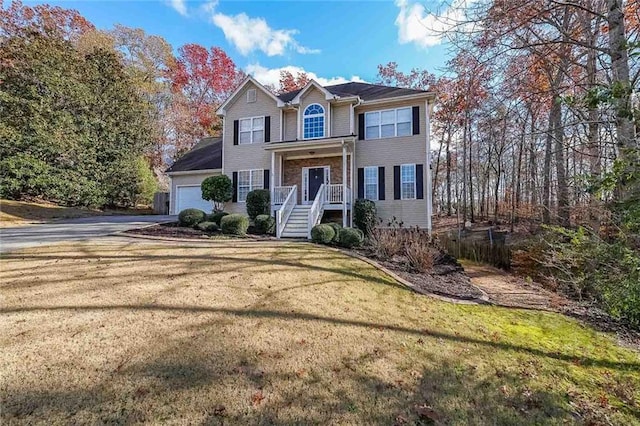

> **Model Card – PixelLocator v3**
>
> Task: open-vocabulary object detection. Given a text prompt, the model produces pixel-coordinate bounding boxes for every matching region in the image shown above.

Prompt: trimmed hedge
[246,189,270,219]
[208,211,229,226]
[328,222,342,243]
[311,224,335,244]
[354,199,377,236]
[255,214,275,235]
[196,221,219,232]
[338,227,364,248]
[178,208,206,227]
[221,213,249,235]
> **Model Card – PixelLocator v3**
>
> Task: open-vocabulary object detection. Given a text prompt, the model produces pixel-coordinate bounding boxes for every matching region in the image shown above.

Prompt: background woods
[0,0,244,206]
[375,0,638,326]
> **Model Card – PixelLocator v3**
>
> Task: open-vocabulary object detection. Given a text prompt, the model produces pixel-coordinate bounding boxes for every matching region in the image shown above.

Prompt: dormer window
[247,89,257,103]
[303,103,325,139]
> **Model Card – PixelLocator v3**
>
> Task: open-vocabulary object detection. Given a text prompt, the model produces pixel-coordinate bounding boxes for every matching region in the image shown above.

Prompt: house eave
[166,168,222,176]
[263,136,355,152]
[216,75,284,116]
[359,92,436,106]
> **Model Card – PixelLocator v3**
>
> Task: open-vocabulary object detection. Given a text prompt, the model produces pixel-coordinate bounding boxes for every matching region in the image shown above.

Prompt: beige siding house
[169,76,436,238]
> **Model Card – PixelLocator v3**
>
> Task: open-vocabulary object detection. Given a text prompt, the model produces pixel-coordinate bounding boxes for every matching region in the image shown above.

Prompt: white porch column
[271,151,275,214]
[350,145,354,227]
[342,142,347,227]
[425,100,433,235]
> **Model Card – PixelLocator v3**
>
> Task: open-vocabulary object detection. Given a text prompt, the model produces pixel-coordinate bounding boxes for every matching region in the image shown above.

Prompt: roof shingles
[166,137,222,173]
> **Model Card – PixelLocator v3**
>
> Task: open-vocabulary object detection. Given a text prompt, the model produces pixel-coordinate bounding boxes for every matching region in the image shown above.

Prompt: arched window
[303,103,325,139]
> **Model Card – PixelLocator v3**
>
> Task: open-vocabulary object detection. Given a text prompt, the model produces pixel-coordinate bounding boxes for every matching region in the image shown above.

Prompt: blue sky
[24,0,455,86]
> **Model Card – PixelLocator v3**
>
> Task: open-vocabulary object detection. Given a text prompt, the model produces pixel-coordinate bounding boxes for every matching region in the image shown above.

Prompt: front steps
[281,205,311,238]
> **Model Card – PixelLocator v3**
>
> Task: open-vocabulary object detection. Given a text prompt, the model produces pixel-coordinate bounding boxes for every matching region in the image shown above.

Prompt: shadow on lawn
[2,303,638,372]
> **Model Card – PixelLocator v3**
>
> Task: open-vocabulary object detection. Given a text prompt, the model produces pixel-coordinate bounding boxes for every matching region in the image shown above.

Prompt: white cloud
[168,0,188,16]
[395,0,468,48]
[211,12,319,56]
[245,64,366,88]
[201,0,218,14]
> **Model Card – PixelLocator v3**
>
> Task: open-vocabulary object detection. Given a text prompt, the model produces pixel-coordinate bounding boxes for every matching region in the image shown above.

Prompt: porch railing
[273,185,295,205]
[308,184,326,239]
[325,184,353,204]
[276,185,297,238]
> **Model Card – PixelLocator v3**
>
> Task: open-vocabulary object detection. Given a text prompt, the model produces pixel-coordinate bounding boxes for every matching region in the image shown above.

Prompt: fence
[438,229,512,270]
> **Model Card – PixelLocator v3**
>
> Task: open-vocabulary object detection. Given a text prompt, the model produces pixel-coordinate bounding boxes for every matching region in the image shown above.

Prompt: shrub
[537,226,640,327]
[354,199,377,236]
[255,214,275,235]
[338,227,364,248]
[220,213,249,235]
[405,240,437,272]
[246,189,270,219]
[201,175,233,212]
[196,221,219,232]
[328,222,342,243]
[369,227,404,259]
[311,224,335,244]
[208,211,229,226]
[178,208,206,227]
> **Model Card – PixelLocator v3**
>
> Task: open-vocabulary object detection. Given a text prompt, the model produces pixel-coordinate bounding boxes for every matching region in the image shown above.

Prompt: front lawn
[1,240,638,424]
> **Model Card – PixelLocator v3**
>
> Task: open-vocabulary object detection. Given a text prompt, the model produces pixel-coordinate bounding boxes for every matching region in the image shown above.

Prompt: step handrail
[307,184,326,239]
[276,185,297,238]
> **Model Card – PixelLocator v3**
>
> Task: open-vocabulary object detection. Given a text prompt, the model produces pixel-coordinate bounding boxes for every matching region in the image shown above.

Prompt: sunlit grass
[1,240,638,424]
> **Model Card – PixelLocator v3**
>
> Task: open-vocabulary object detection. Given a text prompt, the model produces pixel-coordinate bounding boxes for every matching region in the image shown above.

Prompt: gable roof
[216,75,284,116]
[278,81,431,103]
[166,137,222,173]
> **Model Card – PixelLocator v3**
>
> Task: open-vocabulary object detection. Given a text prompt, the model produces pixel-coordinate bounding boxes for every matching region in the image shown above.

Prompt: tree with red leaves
[0,0,94,40]
[376,61,436,90]
[277,70,311,94]
[168,44,244,145]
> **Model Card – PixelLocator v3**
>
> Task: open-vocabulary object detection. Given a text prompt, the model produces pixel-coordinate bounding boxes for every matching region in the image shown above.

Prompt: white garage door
[176,186,212,213]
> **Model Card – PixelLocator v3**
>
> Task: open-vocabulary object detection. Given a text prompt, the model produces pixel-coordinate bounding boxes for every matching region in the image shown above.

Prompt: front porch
[265,137,355,238]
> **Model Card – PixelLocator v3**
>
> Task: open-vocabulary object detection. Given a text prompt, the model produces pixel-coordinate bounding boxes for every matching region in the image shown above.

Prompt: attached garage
[166,137,223,215]
[175,185,212,213]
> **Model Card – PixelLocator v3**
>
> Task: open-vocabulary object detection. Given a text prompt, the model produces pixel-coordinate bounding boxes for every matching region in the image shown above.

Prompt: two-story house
[167,75,435,238]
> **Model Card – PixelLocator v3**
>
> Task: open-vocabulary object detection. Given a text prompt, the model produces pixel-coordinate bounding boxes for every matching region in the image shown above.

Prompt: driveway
[0,215,175,253]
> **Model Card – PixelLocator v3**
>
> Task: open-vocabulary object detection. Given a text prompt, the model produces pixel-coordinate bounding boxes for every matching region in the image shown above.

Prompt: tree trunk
[446,130,452,216]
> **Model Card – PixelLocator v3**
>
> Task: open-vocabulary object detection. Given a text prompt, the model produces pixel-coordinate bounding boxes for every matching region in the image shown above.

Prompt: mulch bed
[124,222,275,240]
[356,249,486,301]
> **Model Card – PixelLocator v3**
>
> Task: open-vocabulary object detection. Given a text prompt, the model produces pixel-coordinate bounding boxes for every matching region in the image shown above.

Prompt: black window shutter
[263,169,270,190]
[416,164,424,200]
[358,113,365,140]
[412,106,420,135]
[232,172,238,202]
[233,120,239,145]
[393,166,401,200]
[264,116,271,142]
[378,166,385,200]
[357,168,364,199]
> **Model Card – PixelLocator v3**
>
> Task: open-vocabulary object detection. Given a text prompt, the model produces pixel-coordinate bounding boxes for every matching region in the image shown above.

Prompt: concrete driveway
[0,215,176,253]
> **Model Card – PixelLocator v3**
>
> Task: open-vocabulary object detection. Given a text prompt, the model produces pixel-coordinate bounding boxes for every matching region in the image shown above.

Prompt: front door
[308,167,325,201]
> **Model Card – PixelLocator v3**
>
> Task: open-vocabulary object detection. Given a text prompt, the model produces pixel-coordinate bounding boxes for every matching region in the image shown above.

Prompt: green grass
[1,241,638,424]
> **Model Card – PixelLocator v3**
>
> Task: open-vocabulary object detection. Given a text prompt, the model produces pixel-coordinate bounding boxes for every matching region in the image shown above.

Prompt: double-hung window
[400,164,416,200]
[365,107,412,140]
[239,117,264,144]
[237,169,263,202]
[364,166,378,201]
